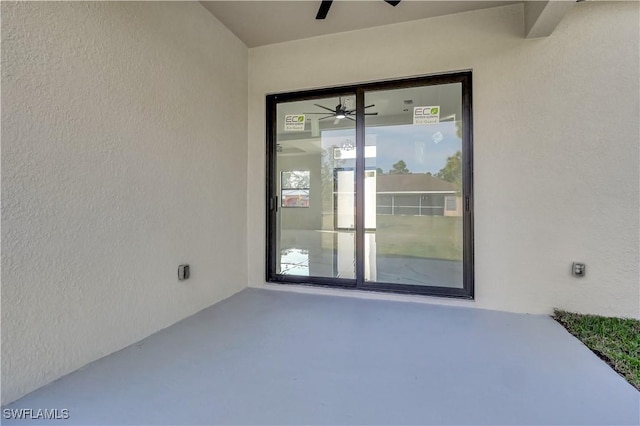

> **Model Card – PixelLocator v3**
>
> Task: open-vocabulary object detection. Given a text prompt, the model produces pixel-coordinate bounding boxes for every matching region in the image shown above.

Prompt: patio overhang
[525,0,576,38]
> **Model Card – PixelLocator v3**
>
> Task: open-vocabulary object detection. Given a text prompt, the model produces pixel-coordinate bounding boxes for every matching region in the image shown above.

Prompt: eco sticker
[413,106,440,125]
[284,115,306,131]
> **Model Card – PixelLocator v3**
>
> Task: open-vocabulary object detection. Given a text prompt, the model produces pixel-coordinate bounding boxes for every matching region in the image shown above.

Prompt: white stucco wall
[248,3,640,318]
[1,2,248,404]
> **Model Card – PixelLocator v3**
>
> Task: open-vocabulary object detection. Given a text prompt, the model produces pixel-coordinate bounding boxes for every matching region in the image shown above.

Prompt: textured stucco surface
[247,2,640,318]
[1,1,248,405]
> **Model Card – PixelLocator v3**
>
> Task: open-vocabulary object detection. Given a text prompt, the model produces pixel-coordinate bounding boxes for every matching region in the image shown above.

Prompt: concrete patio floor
[3,288,639,425]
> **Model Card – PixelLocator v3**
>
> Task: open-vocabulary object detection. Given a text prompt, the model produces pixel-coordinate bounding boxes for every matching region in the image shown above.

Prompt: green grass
[553,310,640,390]
[320,214,463,261]
[375,215,463,261]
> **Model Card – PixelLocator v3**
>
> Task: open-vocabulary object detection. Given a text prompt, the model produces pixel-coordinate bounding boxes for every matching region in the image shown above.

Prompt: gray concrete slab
[3,288,639,425]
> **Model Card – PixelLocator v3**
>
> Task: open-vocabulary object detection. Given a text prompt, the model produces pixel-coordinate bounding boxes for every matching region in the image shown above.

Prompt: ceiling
[201,1,521,47]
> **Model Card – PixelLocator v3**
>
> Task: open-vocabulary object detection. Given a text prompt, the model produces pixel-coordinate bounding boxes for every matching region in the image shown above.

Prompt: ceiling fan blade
[304,112,334,114]
[313,103,336,113]
[384,0,401,6]
[345,116,356,121]
[364,112,379,116]
[345,104,374,114]
[316,0,333,19]
[318,115,335,121]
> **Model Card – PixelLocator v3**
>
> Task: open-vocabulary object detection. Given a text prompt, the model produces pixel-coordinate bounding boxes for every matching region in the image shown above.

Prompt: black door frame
[266,71,474,299]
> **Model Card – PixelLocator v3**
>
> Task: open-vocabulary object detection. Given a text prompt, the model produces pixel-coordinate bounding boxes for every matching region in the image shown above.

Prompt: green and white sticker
[413,106,440,125]
[284,114,306,131]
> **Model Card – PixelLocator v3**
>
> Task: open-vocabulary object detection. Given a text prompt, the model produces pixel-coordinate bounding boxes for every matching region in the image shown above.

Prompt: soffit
[201,1,522,47]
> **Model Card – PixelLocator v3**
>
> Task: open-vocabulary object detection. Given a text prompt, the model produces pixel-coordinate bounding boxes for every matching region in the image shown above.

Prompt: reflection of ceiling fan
[304,97,378,124]
[316,0,401,20]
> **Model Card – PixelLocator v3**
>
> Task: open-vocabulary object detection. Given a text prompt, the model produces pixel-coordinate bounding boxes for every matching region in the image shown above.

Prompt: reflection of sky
[280,249,309,276]
[323,122,461,174]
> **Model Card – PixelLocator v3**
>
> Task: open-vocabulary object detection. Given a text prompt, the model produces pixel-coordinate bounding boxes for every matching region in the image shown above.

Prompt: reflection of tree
[389,160,410,174]
[280,248,309,256]
[376,167,384,175]
[436,150,462,193]
[282,171,310,189]
[455,120,462,139]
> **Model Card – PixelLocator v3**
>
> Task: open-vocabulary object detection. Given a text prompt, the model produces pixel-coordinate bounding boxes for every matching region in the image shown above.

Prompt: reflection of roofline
[375,173,457,192]
[377,191,456,194]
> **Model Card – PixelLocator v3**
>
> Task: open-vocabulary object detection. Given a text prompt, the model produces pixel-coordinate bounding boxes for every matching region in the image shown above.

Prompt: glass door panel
[274,95,356,279]
[267,73,473,297]
[364,83,465,288]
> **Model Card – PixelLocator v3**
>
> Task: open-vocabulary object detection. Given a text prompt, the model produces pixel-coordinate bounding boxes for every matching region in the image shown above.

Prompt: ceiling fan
[316,0,401,20]
[304,97,378,124]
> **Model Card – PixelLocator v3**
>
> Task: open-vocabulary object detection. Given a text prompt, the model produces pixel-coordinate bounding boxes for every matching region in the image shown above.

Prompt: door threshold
[261,282,476,309]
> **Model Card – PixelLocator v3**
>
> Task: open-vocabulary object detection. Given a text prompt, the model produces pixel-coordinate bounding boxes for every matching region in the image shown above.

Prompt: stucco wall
[248,2,639,318]
[1,2,248,404]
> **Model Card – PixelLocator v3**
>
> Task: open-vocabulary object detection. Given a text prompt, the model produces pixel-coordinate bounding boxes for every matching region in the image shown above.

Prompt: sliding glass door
[269,93,358,283]
[267,72,473,298]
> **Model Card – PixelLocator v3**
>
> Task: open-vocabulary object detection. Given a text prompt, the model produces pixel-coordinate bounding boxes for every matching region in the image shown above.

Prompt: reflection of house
[376,174,462,217]
[282,189,310,207]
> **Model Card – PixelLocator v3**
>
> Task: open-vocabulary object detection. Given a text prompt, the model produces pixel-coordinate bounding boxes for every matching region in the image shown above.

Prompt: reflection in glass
[275,96,356,278]
[281,171,310,207]
[272,84,466,289]
[364,83,464,288]
[281,190,310,208]
[280,248,309,276]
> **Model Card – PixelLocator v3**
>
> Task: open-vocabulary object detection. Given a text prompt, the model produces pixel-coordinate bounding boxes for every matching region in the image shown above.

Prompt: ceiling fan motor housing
[303,98,376,121]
